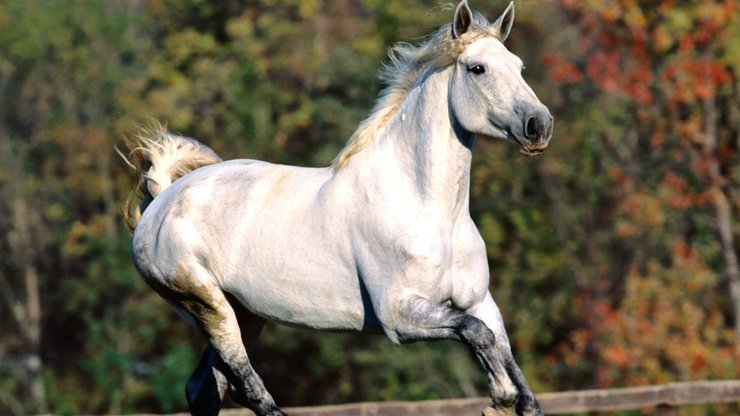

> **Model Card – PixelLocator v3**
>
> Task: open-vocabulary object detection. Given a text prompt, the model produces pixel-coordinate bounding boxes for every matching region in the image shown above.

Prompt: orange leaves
[650,26,672,53]
[590,257,734,387]
[595,2,622,25]
[661,172,693,210]
[606,165,628,186]
[539,0,739,393]
[541,52,582,85]
[614,188,665,238]
[549,0,735,107]
[603,345,629,367]
[585,50,620,93]
[621,66,654,105]
[698,1,738,29]
[661,58,733,104]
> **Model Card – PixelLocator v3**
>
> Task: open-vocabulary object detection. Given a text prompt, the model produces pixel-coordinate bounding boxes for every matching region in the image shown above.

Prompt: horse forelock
[331,12,498,170]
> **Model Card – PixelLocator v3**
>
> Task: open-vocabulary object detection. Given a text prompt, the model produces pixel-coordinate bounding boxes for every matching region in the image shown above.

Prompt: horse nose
[524,107,553,143]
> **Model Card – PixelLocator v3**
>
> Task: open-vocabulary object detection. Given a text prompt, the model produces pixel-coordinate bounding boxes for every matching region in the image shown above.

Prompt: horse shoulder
[350,211,453,314]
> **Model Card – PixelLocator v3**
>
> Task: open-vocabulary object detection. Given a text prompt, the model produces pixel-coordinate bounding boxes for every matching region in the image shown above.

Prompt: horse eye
[468,65,485,75]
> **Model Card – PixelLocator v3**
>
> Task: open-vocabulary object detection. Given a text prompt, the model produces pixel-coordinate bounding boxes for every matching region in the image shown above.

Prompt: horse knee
[456,316,520,407]
[457,315,496,349]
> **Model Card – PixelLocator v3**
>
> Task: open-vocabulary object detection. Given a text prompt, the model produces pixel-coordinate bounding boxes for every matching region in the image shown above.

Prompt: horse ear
[452,0,473,39]
[492,1,515,42]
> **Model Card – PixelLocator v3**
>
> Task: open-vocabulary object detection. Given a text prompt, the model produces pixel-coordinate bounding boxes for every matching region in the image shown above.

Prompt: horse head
[449,1,553,156]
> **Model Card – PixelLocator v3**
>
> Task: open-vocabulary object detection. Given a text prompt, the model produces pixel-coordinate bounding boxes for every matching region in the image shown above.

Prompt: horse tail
[121,122,222,230]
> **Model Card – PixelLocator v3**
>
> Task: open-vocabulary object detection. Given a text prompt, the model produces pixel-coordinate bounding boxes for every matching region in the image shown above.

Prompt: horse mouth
[499,126,549,156]
[511,133,548,156]
[519,142,548,156]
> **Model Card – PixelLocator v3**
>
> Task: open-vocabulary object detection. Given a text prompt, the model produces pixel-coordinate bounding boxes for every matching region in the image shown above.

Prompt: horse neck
[364,67,475,218]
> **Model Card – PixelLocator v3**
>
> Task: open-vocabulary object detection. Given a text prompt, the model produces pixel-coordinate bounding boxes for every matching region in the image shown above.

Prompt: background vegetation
[0,0,737,414]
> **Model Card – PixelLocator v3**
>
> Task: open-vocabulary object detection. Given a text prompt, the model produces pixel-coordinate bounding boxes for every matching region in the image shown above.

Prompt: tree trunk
[0,133,48,414]
[714,188,740,350]
[702,96,740,352]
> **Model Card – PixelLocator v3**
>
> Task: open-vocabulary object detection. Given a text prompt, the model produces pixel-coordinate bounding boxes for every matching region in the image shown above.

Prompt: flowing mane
[331,12,500,169]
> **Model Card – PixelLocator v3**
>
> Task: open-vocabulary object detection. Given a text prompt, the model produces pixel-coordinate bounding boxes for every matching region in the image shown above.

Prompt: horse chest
[354,209,487,306]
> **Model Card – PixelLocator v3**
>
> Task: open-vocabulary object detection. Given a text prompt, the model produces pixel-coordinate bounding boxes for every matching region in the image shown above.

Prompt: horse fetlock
[459,316,496,349]
[231,388,283,416]
[488,370,518,408]
[253,402,287,416]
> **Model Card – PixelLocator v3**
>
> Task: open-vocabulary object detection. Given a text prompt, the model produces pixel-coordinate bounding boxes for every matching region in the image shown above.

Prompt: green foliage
[253,325,483,405]
[0,0,737,415]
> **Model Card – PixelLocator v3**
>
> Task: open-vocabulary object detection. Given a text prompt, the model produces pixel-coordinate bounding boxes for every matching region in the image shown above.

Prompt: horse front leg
[466,293,543,416]
[392,295,542,416]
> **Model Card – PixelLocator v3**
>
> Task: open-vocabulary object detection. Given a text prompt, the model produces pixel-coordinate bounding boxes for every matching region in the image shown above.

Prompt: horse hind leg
[186,296,269,416]
[186,343,227,416]
[154,267,284,416]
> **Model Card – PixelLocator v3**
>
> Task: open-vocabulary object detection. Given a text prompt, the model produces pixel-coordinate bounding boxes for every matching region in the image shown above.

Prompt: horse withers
[125,1,553,415]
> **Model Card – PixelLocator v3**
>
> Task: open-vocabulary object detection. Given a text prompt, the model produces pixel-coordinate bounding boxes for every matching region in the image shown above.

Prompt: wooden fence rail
[534,379,740,414]
[116,379,740,416]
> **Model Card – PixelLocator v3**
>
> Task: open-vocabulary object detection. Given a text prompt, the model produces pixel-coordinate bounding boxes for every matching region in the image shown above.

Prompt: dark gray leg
[186,344,228,416]
[468,294,543,416]
[507,360,542,416]
[393,295,542,415]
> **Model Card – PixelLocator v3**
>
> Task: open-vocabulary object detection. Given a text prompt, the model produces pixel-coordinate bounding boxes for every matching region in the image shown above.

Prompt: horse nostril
[525,116,538,139]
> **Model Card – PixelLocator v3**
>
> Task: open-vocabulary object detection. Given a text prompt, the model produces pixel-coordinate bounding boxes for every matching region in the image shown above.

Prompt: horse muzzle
[518,107,553,156]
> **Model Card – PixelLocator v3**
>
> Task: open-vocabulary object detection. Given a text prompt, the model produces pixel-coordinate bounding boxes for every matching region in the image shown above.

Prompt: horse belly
[223,261,371,332]
[220,214,371,331]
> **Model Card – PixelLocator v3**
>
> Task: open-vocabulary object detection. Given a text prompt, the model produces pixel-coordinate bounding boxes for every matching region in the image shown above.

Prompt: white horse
[125,1,552,415]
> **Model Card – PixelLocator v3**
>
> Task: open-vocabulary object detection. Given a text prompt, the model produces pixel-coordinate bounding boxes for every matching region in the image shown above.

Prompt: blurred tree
[0,128,47,413]
[0,0,489,413]
[0,0,737,414]
[540,0,739,391]
[0,0,198,413]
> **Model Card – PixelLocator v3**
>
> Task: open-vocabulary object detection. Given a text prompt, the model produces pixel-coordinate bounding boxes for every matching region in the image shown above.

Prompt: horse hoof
[482,405,517,416]
[515,394,544,416]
